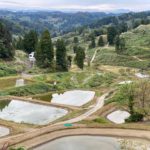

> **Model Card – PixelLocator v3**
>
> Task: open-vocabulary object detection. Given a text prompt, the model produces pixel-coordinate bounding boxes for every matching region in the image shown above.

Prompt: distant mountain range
[0,10,115,36]
[0,9,149,37]
[0,8,131,14]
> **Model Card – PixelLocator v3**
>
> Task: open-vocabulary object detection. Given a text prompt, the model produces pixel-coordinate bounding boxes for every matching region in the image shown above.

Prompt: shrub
[0,83,56,96]
[87,73,116,88]
[10,147,25,150]
[125,113,144,123]
[0,64,17,77]
[93,117,109,124]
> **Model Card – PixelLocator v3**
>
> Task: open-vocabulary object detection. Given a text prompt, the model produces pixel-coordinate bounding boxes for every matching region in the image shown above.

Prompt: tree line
[0,25,85,71]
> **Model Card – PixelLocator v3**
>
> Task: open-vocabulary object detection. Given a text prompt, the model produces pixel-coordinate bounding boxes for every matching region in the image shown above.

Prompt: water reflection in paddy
[34,136,120,150]
[0,100,68,125]
[0,126,9,137]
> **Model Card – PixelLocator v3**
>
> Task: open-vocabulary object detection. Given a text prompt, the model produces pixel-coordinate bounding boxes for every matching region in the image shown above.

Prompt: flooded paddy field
[0,99,68,125]
[0,126,9,137]
[52,90,95,106]
[107,110,130,124]
[33,136,150,150]
[33,136,120,150]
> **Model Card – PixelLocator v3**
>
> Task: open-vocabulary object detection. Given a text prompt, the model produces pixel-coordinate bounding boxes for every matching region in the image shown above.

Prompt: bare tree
[135,79,150,115]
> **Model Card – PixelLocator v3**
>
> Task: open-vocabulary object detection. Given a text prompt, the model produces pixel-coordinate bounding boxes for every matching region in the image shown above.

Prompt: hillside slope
[121,24,150,57]
[92,25,150,69]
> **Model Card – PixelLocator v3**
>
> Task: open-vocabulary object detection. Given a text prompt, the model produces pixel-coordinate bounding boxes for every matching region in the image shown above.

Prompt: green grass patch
[0,83,56,97]
[0,63,17,77]
[32,92,53,102]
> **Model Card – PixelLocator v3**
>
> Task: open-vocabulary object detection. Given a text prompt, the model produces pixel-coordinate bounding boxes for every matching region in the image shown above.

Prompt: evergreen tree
[74,37,79,43]
[89,36,96,48]
[75,46,85,70]
[36,30,54,69]
[98,36,104,47]
[0,22,14,59]
[56,39,68,71]
[67,55,72,68]
[23,30,38,53]
[16,36,24,50]
[115,35,126,54]
[107,26,118,45]
[119,22,128,33]
[73,45,78,53]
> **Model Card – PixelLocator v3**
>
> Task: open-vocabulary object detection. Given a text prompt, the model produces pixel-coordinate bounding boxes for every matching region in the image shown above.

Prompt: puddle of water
[118,81,132,85]
[107,110,130,124]
[33,136,120,150]
[0,100,68,125]
[15,79,25,87]
[0,126,9,137]
[52,90,95,106]
[135,73,149,78]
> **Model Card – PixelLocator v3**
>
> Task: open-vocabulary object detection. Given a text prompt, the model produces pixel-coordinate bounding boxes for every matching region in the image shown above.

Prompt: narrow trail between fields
[16,128,150,149]
[0,92,110,148]
[0,90,150,149]
[56,92,110,124]
[133,56,144,62]
[90,49,98,63]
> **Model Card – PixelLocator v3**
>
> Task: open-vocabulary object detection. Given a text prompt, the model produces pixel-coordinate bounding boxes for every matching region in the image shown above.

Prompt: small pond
[0,100,68,125]
[15,79,25,87]
[0,126,9,137]
[52,90,95,106]
[107,110,130,124]
[33,136,120,150]
[135,73,149,78]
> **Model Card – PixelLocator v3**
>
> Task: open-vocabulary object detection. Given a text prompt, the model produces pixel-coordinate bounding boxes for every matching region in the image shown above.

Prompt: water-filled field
[107,110,130,124]
[0,100,68,125]
[52,90,95,106]
[33,136,120,150]
[0,126,9,137]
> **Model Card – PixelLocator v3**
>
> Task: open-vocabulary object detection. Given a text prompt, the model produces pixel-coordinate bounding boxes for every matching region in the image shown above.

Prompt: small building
[29,52,36,67]
[29,52,36,62]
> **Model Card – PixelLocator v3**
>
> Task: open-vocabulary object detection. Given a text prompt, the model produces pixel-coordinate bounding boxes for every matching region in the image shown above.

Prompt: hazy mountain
[0,10,116,36]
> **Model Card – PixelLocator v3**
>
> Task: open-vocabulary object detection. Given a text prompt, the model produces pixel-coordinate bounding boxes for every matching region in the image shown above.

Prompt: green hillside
[121,24,150,57]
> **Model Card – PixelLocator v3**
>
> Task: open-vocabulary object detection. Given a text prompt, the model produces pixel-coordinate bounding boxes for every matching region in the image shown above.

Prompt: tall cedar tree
[0,22,14,59]
[56,39,68,71]
[23,30,38,53]
[89,36,96,48]
[115,35,126,54]
[107,26,118,45]
[75,46,85,70]
[36,30,54,68]
[98,36,104,47]
[74,37,79,43]
[73,45,78,53]
[16,36,24,50]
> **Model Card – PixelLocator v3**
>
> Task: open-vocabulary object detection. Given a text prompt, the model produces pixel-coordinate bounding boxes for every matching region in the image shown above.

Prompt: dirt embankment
[13,127,150,149]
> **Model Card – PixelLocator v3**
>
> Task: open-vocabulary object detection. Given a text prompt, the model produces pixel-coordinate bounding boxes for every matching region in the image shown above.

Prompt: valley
[0,8,150,150]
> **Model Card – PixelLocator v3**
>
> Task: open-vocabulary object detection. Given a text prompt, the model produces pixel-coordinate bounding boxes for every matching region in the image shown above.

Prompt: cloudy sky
[0,0,150,11]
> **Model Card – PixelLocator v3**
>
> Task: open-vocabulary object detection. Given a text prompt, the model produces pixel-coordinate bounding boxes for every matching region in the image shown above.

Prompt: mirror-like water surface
[33,136,120,150]
[0,100,68,125]
[0,126,9,137]
[52,90,95,106]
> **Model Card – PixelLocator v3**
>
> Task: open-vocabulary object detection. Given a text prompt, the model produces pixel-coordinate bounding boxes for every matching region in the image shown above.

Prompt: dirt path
[90,49,98,63]
[56,92,110,124]
[133,56,143,62]
[0,92,150,149]
[15,128,150,149]
[0,92,110,148]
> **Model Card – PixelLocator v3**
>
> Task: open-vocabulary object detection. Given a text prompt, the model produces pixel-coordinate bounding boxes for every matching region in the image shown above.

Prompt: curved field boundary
[7,96,81,111]
[14,128,150,149]
[0,92,109,149]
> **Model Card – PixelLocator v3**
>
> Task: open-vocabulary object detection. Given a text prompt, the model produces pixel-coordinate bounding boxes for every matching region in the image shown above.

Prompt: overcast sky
[0,0,150,11]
